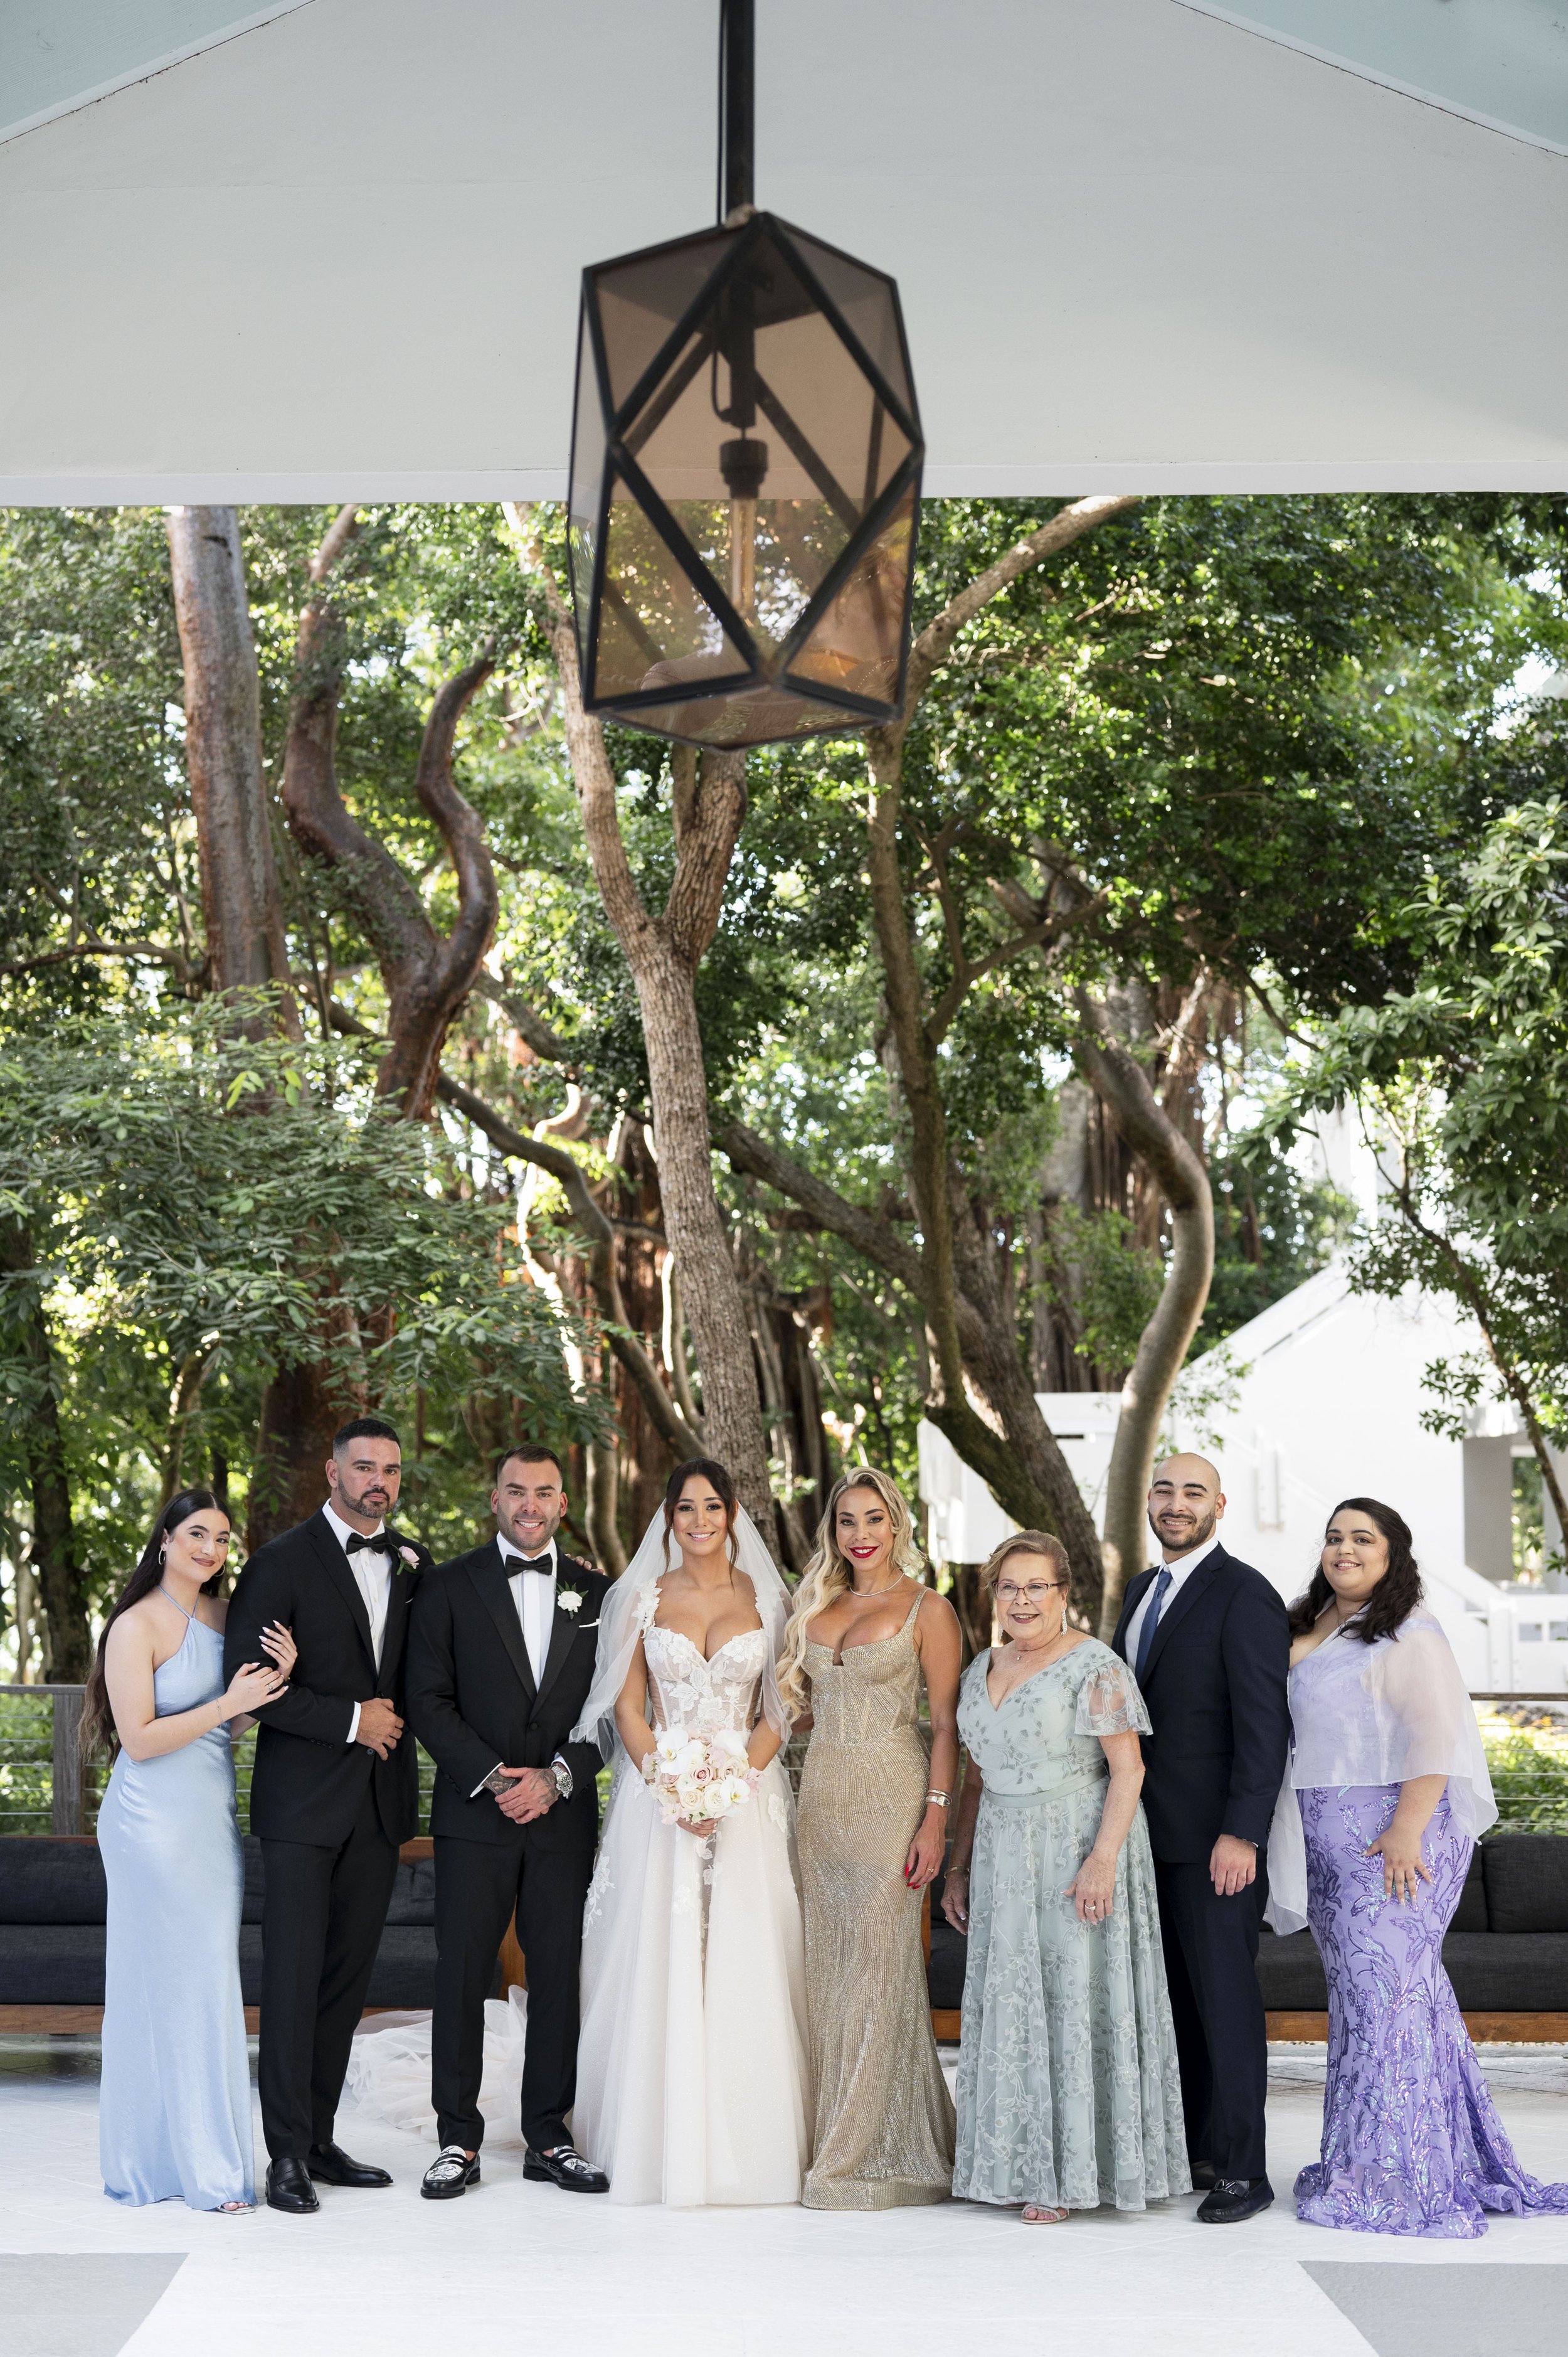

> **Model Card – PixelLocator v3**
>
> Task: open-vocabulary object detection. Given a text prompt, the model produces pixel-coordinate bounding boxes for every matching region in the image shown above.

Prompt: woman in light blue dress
[85,1487,295,2211]
[943,1532,1187,2221]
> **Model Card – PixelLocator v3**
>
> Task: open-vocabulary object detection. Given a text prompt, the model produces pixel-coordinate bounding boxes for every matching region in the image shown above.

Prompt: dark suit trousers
[1153,1855,1269,2183]
[259,1785,399,2161]
[432,1834,586,2154]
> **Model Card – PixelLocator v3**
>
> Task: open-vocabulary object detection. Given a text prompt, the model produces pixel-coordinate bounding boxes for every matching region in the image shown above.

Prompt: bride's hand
[678,1816,718,1838]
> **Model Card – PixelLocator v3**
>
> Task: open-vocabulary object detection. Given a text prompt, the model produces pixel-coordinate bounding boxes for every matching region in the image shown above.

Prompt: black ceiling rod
[721,0,755,223]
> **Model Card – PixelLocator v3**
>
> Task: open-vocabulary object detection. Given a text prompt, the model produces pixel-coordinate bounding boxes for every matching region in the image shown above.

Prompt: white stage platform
[5,2040,1568,2357]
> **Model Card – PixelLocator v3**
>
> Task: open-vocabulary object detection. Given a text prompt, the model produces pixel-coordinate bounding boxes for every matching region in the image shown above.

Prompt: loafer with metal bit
[307,2139,392,2188]
[422,2146,482,2200]
[1196,2174,1274,2224]
[522,2143,609,2192]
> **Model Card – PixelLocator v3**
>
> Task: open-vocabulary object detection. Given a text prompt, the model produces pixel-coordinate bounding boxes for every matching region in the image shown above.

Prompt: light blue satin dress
[98,1597,253,2208]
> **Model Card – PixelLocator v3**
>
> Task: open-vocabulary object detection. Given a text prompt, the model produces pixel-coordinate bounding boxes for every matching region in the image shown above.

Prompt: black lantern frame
[565,3,924,751]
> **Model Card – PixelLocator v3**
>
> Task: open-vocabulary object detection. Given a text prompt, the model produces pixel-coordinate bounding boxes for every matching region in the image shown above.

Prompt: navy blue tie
[1135,1567,1172,1686]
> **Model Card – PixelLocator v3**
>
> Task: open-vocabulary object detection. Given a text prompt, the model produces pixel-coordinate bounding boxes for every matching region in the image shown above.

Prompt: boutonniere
[396,1546,420,1571]
[558,1587,584,1617]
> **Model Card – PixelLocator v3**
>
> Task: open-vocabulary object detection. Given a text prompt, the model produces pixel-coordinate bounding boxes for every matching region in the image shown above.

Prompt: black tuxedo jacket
[405,1541,610,1864]
[1111,1540,1290,1865]
[224,1509,428,1848]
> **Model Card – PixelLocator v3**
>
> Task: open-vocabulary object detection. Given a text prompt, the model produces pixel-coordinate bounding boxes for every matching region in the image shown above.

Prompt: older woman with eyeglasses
[943,1532,1187,2222]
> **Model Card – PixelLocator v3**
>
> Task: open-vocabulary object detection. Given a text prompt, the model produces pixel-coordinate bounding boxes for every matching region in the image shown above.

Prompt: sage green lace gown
[953,1639,1189,2213]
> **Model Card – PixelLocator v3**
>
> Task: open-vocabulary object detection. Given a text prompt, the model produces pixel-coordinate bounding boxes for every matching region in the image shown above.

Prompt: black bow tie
[504,1551,553,1573]
[344,1530,390,1556]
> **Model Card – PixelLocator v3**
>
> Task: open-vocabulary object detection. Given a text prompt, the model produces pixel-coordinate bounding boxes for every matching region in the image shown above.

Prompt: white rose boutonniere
[558,1587,584,1617]
[397,1546,420,1570]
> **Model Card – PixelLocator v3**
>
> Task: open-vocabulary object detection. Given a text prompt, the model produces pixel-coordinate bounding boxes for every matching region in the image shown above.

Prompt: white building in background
[918,1262,1568,1696]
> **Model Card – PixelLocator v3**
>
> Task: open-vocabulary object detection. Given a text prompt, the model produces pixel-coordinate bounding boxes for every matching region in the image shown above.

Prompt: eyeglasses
[995,1580,1069,1605]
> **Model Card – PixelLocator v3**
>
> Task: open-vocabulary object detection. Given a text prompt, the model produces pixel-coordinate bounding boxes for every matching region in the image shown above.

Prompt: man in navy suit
[1111,1454,1289,2224]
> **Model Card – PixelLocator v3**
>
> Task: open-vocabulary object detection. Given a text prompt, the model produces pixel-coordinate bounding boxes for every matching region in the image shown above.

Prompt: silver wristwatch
[549,1757,573,1802]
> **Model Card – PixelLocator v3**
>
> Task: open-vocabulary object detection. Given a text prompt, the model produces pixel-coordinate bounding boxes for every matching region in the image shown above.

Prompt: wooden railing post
[50,1684,85,1834]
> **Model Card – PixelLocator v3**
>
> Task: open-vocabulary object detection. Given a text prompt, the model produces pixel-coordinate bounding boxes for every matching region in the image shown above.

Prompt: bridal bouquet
[644,1728,761,1827]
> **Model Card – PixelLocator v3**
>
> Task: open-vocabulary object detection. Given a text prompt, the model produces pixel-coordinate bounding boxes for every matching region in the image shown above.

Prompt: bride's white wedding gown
[571,1606,811,2205]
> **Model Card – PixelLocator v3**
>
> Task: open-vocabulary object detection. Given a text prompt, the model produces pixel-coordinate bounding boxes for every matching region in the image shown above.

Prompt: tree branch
[1073,991,1216,1633]
[0,938,201,985]
[283,527,499,1115]
[899,494,1143,722]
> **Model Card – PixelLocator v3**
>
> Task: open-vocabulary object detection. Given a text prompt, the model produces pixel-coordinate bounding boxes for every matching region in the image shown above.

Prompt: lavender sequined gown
[1291,1640,1568,2237]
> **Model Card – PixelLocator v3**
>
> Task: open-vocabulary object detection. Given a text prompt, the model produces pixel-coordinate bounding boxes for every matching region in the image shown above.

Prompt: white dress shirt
[324,1501,393,1746]
[500,1532,558,1684]
[470,1533,568,1800]
[1123,1530,1222,1668]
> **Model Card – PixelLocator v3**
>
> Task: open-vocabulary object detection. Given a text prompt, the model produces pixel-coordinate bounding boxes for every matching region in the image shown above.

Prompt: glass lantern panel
[620,228,913,668]
[784,481,918,712]
[567,316,608,638]
[591,229,737,415]
[782,227,914,417]
[590,474,753,704]
[610,681,868,751]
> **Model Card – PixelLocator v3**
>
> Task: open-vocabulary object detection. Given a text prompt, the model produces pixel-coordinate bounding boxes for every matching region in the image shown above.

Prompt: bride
[569,1457,810,2205]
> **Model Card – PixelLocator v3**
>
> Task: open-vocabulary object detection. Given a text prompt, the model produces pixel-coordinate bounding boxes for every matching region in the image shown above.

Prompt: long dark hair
[80,1488,230,1757]
[660,1457,738,1568]
[1286,1497,1423,1646]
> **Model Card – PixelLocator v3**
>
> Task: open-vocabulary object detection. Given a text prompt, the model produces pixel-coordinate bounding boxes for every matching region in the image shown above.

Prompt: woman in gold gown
[780,1471,960,2209]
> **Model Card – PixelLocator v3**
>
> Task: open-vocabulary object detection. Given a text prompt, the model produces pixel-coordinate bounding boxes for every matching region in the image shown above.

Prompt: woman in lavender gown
[1268,1496,1568,2238]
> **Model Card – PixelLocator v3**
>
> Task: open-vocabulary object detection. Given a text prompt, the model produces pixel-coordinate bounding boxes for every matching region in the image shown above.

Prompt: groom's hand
[1209,1834,1257,1897]
[356,1699,404,1758]
[492,1766,557,1824]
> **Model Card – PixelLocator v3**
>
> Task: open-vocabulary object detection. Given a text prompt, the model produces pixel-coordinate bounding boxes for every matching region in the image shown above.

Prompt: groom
[1111,1453,1289,2225]
[225,1414,432,2215]
[406,1444,610,2199]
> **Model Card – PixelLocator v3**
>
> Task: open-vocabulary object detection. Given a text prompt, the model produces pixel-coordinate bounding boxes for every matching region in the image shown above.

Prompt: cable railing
[3,1684,1564,1839]
[0,1686,439,1836]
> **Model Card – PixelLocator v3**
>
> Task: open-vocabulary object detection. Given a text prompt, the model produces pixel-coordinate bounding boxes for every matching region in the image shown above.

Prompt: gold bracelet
[925,1789,950,1808]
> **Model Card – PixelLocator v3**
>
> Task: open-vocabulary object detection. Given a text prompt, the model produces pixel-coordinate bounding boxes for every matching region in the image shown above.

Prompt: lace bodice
[644,1621,769,1741]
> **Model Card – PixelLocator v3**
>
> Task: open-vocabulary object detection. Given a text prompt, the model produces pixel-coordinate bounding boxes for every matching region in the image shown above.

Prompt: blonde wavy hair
[778,1468,926,1716]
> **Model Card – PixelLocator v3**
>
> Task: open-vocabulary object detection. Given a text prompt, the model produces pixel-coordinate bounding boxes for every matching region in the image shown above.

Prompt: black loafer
[265,2156,320,2214]
[307,2140,393,2189]
[522,2143,609,2193]
[1196,2175,1274,2224]
[1189,2161,1219,2191]
[422,2146,482,2200]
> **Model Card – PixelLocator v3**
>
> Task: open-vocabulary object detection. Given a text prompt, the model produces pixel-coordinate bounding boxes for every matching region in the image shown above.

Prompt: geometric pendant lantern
[566,4,924,750]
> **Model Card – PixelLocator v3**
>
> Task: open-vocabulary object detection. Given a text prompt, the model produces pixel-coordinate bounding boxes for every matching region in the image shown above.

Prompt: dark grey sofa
[926,1836,1568,2021]
[0,1837,455,2010]
[1256,1834,1568,2013]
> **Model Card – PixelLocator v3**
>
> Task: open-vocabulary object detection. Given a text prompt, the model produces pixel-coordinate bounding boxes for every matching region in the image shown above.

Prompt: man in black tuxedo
[406,1444,611,2200]
[1111,1452,1289,2225]
[225,1415,431,2214]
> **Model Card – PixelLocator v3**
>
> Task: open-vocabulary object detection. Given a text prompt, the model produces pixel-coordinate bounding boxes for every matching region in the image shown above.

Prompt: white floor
[5,2043,1568,2357]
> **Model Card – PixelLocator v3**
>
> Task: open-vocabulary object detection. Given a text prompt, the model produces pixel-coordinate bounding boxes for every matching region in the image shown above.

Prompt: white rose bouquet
[643,1728,760,1828]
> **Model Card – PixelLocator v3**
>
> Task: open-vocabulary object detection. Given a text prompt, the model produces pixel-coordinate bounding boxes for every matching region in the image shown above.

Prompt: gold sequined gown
[797,1589,956,2208]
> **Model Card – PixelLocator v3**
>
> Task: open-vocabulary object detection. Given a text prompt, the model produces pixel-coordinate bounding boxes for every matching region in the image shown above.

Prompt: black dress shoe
[522,2143,609,2193]
[1196,2175,1274,2224]
[1189,2161,1219,2191]
[265,2157,320,2214]
[307,2140,393,2189]
[422,2146,482,2200]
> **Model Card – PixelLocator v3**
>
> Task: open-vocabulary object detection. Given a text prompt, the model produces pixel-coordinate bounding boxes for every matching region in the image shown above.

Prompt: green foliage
[1264,794,1568,1465]
[0,996,605,1588]
[1480,1710,1568,1835]
[1041,1205,1164,1373]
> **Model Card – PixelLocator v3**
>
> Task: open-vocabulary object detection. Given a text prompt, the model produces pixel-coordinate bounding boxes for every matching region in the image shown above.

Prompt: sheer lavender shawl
[1264,1609,1496,1934]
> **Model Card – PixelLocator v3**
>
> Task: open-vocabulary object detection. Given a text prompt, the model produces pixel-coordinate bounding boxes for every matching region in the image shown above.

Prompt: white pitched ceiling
[1,0,1565,501]
[0,4,311,143]
[1176,2,1568,152]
